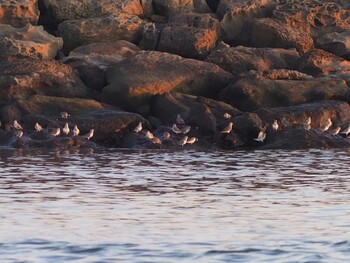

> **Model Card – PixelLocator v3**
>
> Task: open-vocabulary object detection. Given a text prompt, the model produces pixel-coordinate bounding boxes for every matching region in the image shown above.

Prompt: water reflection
[0,148,350,262]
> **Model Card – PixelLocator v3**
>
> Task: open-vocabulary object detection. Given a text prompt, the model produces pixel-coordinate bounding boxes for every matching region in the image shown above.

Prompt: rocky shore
[1,0,350,150]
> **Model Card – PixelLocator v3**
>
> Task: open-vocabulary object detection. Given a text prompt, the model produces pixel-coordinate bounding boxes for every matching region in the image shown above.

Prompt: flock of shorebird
[134,114,198,146]
[8,112,94,140]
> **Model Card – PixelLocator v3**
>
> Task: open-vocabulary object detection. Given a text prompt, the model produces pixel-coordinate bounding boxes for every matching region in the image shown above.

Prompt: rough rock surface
[316,31,350,59]
[0,0,39,27]
[101,51,232,111]
[152,0,194,17]
[0,24,63,61]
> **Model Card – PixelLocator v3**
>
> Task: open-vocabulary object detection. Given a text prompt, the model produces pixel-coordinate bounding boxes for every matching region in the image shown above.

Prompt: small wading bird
[254,130,266,142]
[223,112,232,119]
[186,137,198,145]
[331,127,341,136]
[341,125,350,136]
[13,120,23,130]
[145,130,154,139]
[60,112,70,119]
[51,128,61,137]
[272,120,279,131]
[134,122,142,133]
[16,130,23,138]
[322,118,332,132]
[83,129,94,140]
[303,117,311,131]
[163,131,170,140]
[63,123,70,135]
[281,117,289,128]
[181,125,191,134]
[221,122,233,134]
[73,125,80,136]
[172,123,182,134]
[178,136,188,146]
[35,122,42,132]
[176,114,185,125]
[150,137,161,144]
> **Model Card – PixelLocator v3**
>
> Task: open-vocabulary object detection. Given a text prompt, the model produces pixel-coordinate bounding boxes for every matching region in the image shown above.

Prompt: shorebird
[150,137,161,144]
[186,137,198,144]
[145,130,154,139]
[272,120,279,131]
[51,128,61,137]
[254,131,266,142]
[322,118,332,132]
[303,117,311,131]
[60,112,70,119]
[62,123,70,135]
[221,122,233,134]
[134,122,142,133]
[83,129,94,140]
[341,125,350,136]
[16,130,23,138]
[176,114,185,125]
[223,112,232,119]
[163,131,171,140]
[281,117,289,128]
[181,125,191,134]
[35,122,43,132]
[172,123,182,134]
[331,127,341,136]
[178,136,188,146]
[13,120,23,130]
[73,125,80,136]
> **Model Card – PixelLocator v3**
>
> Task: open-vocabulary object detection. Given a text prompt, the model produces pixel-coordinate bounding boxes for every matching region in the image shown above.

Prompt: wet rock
[39,0,143,27]
[0,0,39,27]
[158,13,220,59]
[101,51,232,111]
[206,46,300,75]
[57,13,146,53]
[0,24,63,61]
[250,18,314,53]
[0,59,91,104]
[219,71,350,111]
[152,92,242,135]
[62,41,140,91]
[153,0,194,17]
[316,31,350,60]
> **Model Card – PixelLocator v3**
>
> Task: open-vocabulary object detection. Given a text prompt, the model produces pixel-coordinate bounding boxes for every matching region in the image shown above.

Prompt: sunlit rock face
[0,0,39,27]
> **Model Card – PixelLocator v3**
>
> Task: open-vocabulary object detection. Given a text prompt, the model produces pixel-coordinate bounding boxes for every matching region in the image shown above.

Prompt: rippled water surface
[0,148,350,262]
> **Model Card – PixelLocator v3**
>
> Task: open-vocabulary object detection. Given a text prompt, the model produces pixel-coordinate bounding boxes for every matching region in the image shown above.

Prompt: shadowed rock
[153,0,194,17]
[0,0,39,27]
[316,31,350,60]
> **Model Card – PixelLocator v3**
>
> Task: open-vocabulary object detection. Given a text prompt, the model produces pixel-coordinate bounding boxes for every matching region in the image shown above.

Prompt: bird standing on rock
[145,130,154,139]
[178,136,188,146]
[272,120,279,131]
[172,123,182,134]
[331,127,341,136]
[254,131,266,142]
[221,122,233,134]
[163,132,171,140]
[341,125,350,136]
[35,122,43,132]
[134,122,142,133]
[223,112,232,119]
[16,130,23,138]
[303,117,311,131]
[63,123,70,135]
[83,129,94,140]
[13,120,23,130]
[322,118,332,132]
[181,125,191,134]
[51,128,61,137]
[60,112,70,119]
[186,137,198,144]
[73,125,80,136]
[176,114,185,125]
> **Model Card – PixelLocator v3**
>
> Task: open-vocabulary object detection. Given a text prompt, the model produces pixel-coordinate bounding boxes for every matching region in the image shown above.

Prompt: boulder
[62,41,140,91]
[206,46,300,75]
[0,59,91,104]
[101,51,232,111]
[152,92,242,134]
[250,18,314,53]
[193,0,211,13]
[57,13,146,53]
[219,71,350,111]
[39,0,143,27]
[157,13,220,59]
[153,0,194,17]
[316,31,350,60]
[0,24,63,61]
[0,0,39,27]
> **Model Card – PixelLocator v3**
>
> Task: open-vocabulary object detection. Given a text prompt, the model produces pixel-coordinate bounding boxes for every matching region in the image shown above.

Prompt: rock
[138,22,161,51]
[153,0,194,17]
[39,0,143,27]
[297,49,350,77]
[0,0,39,27]
[231,112,262,140]
[101,51,232,111]
[206,0,220,12]
[57,13,146,53]
[217,0,276,44]
[206,46,300,75]
[157,13,220,59]
[62,41,140,91]
[219,72,350,111]
[250,18,314,53]
[273,0,350,38]
[0,24,63,61]
[193,0,211,13]
[0,59,91,104]
[255,100,350,130]
[152,92,242,134]
[316,31,350,60]
[262,69,313,80]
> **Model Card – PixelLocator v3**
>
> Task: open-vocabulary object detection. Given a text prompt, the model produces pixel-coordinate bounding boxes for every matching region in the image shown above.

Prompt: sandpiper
[254,131,266,142]
[178,136,188,146]
[51,128,61,137]
[272,120,279,131]
[60,112,70,119]
[16,130,23,138]
[163,131,171,140]
[151,137,161,144]
[341,125,350,136]
[83,129,94,140]
[303,117,311,131]
[221,122,233,134]
[331,127,341,136]
[322,118,332,132]
[62,123,70,135]
[35,122,43,132]
[172,123,182,134]
[186,137,198,144]
[145,130,154,139]
[73,125,80,136]
[223,112,232,119]
[134,122,142,133]
[281,117,289,128]
[13,120,23,130]
[181,125,191,134]
[176,114,185,125]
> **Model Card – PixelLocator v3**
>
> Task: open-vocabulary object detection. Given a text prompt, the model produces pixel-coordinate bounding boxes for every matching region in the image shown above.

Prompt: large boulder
[153,0,194,17]
[62,41,140,91]
[57,13,146,53]
[316,31,350,60]
[250,18,314,53]
[0,59,91,104]
[219,71,350,111]
[0,24,63,61]
[206,46,300,75]
[0,0,39,27]
[157,13,220,59]
[152,92,242,134]
[101,51,232,111]
[39,0,143,27]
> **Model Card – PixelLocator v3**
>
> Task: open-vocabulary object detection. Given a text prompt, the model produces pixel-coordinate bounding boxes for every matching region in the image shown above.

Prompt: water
[0,148,350,262]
